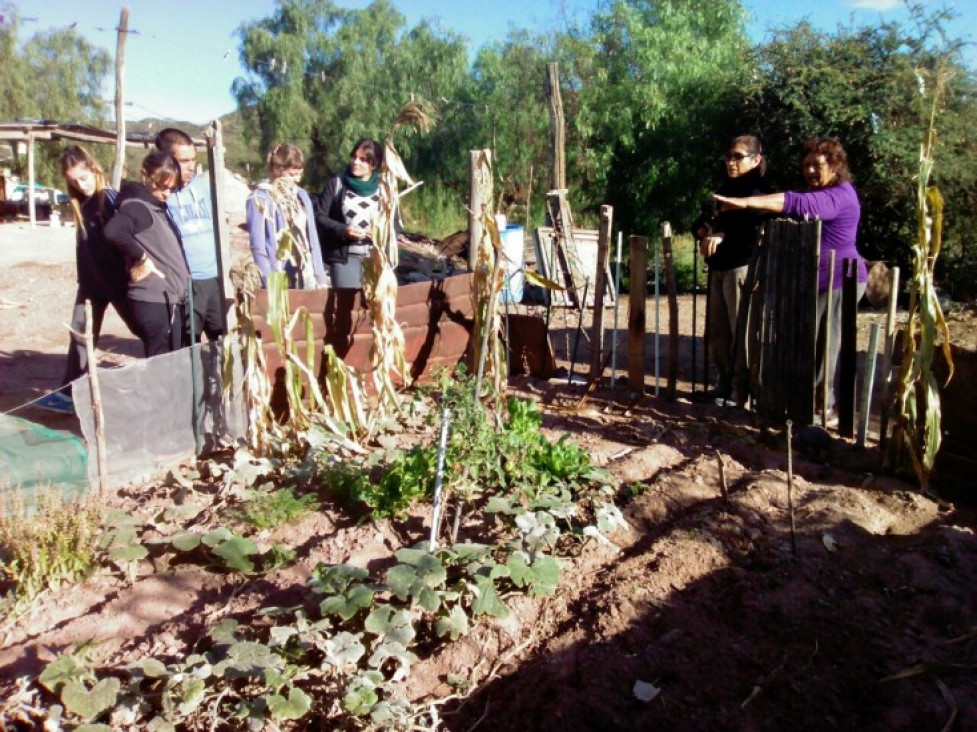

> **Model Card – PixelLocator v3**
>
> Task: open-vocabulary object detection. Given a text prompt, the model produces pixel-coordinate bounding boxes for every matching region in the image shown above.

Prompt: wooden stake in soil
[786,419,797,556]
[628,235,648,393]
[589,205,613,380]
[84,300,108,495]
[878,266,900,452]
[715,450,729,502]
[857,322,881,449]
[429,405,451,551]
[661,222,679,400]
[838,258,858,438]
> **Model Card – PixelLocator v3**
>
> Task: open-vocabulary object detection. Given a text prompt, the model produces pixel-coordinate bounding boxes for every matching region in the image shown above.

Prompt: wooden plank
[749,219,819,424]
[588,205,613,380]
[628,235,648,392]
[661,224,678,400]
[838,258,858,437]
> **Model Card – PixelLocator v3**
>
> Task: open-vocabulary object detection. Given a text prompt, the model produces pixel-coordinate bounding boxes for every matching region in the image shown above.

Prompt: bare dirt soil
[2,219,977,730]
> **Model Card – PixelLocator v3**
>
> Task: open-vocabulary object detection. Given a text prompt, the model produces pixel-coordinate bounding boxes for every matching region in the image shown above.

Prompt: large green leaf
[323,631,367,667]
[267,687,312,721]
[61,678,120,721]
[38,654,91,693]
[435,604,470,640]
[470,575,510,618]
[212,537,259,573]
[319,584,375,620]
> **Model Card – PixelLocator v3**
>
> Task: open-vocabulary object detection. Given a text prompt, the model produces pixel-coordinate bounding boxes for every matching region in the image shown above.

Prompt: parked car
[9,183,68,205]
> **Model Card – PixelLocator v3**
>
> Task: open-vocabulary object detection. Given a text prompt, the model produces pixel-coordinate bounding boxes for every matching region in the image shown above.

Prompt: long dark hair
[59,144,109,227]
[349,138,384,169]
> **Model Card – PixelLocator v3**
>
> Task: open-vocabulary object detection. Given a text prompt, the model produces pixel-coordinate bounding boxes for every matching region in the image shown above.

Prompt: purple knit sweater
[783,181,866,292]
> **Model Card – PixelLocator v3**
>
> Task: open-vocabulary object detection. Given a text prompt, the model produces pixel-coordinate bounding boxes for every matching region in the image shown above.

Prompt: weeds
[0,489,102,612]
[237,485,319,530]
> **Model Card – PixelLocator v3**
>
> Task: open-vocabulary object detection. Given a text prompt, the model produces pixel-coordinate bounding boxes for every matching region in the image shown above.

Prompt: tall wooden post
[468,149,493,271]
[628,235,648,392]
[589,205,613,379]
[27,132,36,229]
[545,63,566,194]
[661,223,679,400]
[205,120,232,331]
[838,258,858,437]
[878,266,900,451]
[111,7,129,190]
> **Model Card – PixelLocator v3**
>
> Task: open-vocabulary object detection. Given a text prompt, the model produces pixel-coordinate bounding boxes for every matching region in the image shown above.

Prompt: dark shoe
[35,391,74,415]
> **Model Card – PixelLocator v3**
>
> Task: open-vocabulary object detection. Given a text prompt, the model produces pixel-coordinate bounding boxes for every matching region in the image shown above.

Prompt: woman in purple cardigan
[714,138,866,422]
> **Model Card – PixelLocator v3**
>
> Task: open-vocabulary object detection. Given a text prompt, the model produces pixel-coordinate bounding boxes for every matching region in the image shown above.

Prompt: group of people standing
[37,127,864,427]
[696,134,866,424]
[36,134,388,416]
[36,128,223,414]
[244,137,386,290]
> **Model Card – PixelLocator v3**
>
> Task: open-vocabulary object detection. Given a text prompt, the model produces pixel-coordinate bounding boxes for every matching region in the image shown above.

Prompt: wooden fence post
[661,223,678,400]
[545,63,566,193]
[111,7,129,191]
[589,205,613,380]
[628,235,648,393]
[878,266,900,450]
[469,149,493,271]
[839,258,858,437]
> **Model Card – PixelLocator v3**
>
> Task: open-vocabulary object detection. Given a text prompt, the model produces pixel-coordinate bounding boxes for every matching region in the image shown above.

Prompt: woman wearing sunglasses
[693,134,771,407]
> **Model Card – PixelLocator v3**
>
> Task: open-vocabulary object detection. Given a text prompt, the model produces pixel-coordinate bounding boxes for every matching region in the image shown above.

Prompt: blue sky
[9,0,976,124]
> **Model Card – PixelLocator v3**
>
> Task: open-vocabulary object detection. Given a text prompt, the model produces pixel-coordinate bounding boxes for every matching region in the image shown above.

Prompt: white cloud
[846,0,902,10]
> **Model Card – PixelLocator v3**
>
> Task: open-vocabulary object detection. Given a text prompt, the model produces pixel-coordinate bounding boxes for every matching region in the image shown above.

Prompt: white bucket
[499,224,524,304]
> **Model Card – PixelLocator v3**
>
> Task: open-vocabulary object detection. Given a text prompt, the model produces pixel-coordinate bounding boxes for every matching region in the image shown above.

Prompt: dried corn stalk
[226,264,279,453]
[360,100,434,414]
[886,67,954,492]
[472,204,508,396]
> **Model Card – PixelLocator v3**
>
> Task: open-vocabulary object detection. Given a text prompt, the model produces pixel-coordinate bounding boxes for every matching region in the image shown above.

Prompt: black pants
[191,277,225,341]
[129,298,190,357]
[61,291,139,390]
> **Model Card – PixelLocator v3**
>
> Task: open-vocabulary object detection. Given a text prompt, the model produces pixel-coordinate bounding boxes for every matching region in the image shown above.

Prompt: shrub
[0,489,102,610]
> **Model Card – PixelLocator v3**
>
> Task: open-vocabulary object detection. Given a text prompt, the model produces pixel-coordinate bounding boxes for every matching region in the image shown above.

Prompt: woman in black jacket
[104,151,191,357]
[36,145,136,414]
[314,138,385,289]
[693,134,771,406]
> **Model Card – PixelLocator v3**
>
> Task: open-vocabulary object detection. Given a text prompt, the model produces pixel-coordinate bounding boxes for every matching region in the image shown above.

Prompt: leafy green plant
[237,484,318,530]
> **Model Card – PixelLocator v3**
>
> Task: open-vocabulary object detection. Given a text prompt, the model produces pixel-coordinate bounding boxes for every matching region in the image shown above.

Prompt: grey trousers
[707,266,749,398]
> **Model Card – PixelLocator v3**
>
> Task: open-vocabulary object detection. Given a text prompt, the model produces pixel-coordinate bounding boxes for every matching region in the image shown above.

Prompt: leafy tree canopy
[1,5,112,183]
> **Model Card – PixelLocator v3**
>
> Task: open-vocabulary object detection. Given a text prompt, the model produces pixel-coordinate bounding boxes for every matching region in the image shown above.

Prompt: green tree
[233,0,468,190]
[1,5,111,182]
[561,0,753,234]
[735,4,977,287]
[410,29,555,224]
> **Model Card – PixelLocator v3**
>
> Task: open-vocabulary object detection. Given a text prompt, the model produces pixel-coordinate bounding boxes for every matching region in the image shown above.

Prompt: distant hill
[125,110,262,184]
